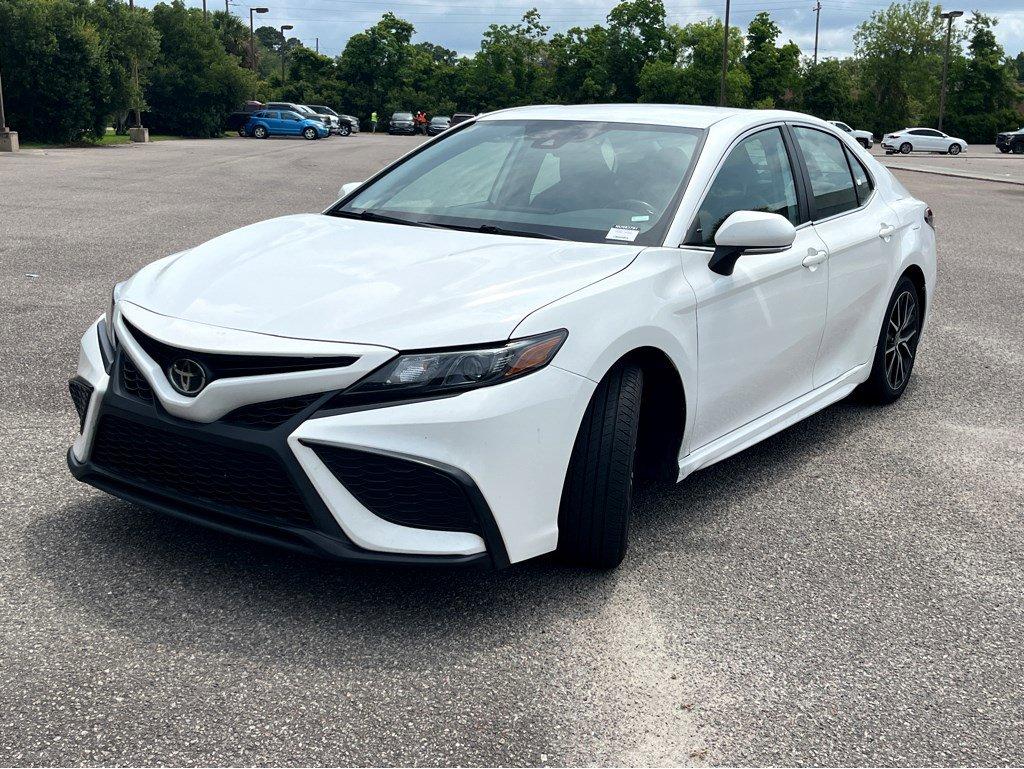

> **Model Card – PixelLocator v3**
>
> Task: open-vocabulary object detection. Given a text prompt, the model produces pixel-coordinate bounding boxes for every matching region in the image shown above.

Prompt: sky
[152,0,1024,61]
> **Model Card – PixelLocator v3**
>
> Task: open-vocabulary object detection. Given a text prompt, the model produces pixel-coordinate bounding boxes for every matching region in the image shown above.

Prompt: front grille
[68,378,94,432]
[312,445,481,534]
[120,355,153,402]
[91,415,313,527]
[122,320,357,384]
[221,392,324,430]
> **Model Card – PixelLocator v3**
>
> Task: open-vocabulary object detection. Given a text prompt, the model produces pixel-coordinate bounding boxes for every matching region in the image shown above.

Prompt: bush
[144,0,253,137]
[0,0,109,143]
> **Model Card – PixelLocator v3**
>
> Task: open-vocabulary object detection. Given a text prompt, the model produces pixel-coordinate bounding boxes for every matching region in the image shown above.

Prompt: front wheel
[303,127,318,140]
[856,276,922,404]
[557,363,643,568]
[900,142,913,155]
[338,124,351,137]
[948,143,961,155]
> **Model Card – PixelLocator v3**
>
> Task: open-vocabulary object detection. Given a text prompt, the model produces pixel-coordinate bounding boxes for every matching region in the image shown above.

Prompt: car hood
[123,213,641,349]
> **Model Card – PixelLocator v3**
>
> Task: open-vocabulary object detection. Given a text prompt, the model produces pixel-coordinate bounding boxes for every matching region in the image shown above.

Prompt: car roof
[477,103,825,130]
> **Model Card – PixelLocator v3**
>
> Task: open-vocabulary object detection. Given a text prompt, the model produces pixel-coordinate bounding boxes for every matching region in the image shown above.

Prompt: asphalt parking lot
[870,143,1024,185]
[1,133,1023,766]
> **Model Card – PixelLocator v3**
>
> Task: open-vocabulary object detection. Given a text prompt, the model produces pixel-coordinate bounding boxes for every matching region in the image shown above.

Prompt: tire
[948,143,961,155]
[858,138,870,149]
[557,363,644,568]
[237,126,246,137]
[999,148,1010,154]
[856,275,922,405]
[338,124,351,137]
[303,127,317,140]
[900,142,913,155]
[253,125,268,139]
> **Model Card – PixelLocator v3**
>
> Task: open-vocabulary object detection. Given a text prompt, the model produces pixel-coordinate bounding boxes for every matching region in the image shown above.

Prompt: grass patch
[20,128,231,149]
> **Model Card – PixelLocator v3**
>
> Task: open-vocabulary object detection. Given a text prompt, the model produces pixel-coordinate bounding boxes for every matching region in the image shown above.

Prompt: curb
[881,164,1024,187]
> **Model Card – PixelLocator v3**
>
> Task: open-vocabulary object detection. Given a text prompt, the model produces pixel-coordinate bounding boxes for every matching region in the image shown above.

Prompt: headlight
[345,329,567,403]
[104,281,125,348]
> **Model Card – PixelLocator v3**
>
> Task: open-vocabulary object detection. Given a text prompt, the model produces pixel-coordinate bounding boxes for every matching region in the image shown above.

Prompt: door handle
[802,248,828,269]
[879,223,896,240]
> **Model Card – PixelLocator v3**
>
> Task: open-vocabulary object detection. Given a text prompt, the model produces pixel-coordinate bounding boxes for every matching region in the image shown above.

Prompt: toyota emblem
[167,358,207,396]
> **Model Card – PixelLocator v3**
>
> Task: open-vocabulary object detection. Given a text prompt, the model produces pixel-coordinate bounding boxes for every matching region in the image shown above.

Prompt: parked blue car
[244,110,329,140]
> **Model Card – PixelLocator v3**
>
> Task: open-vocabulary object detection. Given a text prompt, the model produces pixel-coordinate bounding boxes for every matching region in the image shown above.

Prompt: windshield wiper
[431,222,567,240]
[332,209,440,229]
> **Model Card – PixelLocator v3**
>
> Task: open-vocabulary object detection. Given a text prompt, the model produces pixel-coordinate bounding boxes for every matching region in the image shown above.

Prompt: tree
[605,0,672,101]
[854,0,948,136]
[801,57,854,119]
[0,0,110,142]
[549,25,612,103]
[146,1,253,137]
[336,13,416,119]
[943,13,1022,142]
[743,12,800,108]
[466,9,551,111]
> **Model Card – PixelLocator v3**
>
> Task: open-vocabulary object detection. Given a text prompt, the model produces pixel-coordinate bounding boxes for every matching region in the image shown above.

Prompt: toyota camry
[68,105,936,569]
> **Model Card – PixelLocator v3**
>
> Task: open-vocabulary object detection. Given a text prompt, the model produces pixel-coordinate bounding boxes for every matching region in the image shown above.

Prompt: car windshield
[314,106,337,116]
[332,119,703,245]
[393,113,412,121]
[431,117,449,124]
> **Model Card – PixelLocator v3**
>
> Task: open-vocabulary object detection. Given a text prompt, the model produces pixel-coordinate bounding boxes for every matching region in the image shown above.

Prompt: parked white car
[882,127,967,155]
[68,105,936,569]
[828,120,874,148]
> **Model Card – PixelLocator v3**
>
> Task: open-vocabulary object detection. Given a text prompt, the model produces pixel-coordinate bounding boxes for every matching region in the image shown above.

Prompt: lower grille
[120,355,153,402]
[68,378,94,432]
[221,393,324,429]
[312,445,481,534]
[91,415,313,527]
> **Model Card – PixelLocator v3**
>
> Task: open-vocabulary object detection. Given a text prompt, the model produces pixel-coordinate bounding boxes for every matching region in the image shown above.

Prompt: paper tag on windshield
[606,225,640,242]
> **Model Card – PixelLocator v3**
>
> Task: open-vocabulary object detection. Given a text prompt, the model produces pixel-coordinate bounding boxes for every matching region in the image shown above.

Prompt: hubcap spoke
[884,290,918,389]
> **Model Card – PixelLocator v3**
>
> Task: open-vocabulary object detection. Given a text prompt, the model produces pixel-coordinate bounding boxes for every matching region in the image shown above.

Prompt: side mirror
[709,210,796,276]
[338,181,363,199]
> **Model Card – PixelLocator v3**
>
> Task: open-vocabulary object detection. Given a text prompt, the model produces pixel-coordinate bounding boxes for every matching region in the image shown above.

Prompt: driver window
[688,127,799,246]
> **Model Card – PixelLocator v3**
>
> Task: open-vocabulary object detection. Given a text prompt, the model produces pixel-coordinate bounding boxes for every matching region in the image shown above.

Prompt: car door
[680,126,830,449]
[789,124,901,386]
[280,112,301,135]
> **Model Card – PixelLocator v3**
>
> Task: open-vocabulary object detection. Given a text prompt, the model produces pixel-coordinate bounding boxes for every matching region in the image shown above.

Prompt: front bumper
[68,315,594,567]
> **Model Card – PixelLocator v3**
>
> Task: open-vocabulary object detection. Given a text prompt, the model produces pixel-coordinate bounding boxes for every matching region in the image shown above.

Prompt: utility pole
[938,10,963,131]
[315,37,319,54]
[279,24,293,83]
[203,0,207,18]
[812,0,821,65]
[0,65,19,152]
[225,0,229,14]
[718,0,731,106]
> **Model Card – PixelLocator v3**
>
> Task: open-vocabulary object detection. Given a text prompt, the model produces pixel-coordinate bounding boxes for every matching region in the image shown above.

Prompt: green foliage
[0,0,110,142]
[145,1,253,137]
[1,0,1020,145]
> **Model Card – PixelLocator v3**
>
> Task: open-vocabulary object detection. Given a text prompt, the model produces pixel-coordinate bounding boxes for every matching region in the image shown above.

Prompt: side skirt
[677,363,870,481]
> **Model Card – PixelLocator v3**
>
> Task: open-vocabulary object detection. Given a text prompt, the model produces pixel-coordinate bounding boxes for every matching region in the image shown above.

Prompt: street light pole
[938,9,963,132]
[248,7,268,99]
[718,0,731,106]
[279,24,293,84]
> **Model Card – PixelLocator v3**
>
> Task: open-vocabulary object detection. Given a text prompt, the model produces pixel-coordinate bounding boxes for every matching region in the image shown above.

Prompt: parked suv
[388,112,416,135]
[307,105,356,136]
[882,128,967,155]
[996,127,1024,154]
[828,120,873,149]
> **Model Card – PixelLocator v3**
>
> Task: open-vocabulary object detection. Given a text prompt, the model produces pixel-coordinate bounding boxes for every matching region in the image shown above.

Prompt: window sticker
[606,224,640,242]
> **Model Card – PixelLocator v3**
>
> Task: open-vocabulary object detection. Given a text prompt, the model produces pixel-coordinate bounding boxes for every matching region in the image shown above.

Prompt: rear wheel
[900,142,913,154]
[856,276,922,404]
[557,364,643,568]
[253,125,268,139]
[948,143,961,155]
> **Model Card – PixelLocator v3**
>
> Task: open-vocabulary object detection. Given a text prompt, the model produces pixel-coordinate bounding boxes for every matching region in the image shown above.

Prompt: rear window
[792,126,859,219]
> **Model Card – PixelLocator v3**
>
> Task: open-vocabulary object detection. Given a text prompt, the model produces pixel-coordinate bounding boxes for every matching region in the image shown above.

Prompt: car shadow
[22,395,882,667]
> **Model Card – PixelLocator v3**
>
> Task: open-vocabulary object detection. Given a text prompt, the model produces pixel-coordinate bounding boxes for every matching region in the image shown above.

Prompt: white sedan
[882,127,968,155]
[68,105,936,569]
[828,120,874,148]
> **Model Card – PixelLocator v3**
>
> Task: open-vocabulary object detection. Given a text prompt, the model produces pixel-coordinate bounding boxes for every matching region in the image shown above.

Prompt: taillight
[924,207,934,229]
